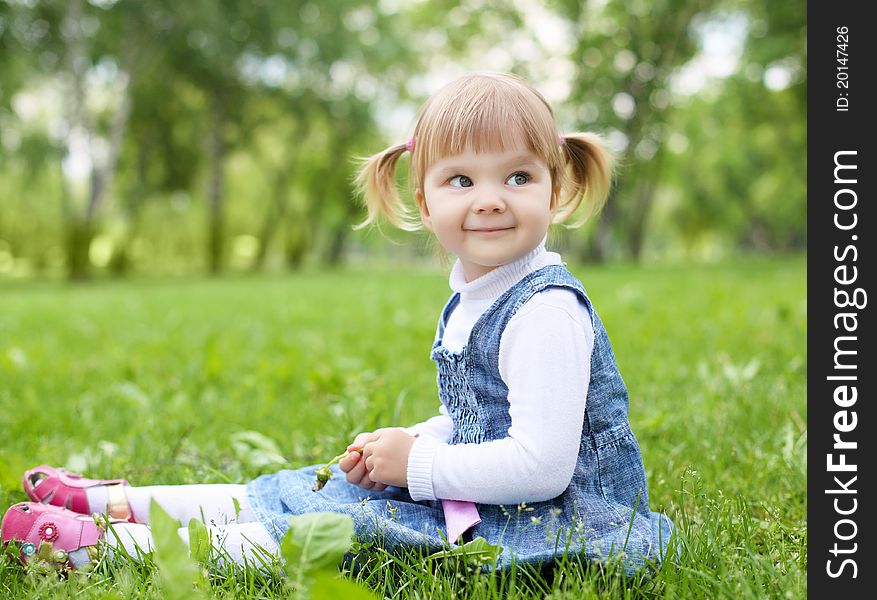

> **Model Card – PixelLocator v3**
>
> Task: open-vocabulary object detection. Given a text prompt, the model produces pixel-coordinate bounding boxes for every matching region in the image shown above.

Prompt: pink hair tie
[557,133,565,146]
[405,137,416,153]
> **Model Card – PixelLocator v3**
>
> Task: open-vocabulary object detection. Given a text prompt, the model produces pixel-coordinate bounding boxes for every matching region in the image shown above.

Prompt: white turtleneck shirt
[405,241,595,504]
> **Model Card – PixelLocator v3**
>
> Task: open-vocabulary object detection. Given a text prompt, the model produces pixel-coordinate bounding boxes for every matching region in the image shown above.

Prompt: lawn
[0,256,807,599]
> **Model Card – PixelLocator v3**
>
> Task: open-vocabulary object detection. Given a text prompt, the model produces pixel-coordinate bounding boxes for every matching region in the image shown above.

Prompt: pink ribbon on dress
[441,500,481,544]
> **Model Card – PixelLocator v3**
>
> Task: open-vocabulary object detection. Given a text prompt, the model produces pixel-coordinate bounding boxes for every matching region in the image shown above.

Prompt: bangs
[410,73,562,187]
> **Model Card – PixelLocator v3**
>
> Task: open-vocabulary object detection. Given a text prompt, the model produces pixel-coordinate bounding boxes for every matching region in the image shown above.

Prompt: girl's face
[416,144,557,281]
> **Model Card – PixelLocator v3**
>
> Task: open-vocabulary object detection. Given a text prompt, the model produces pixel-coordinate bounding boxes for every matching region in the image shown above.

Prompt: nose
[471,184,506,213]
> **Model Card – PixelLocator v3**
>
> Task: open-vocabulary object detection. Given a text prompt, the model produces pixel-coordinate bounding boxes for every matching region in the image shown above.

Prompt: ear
[415,188,433,231]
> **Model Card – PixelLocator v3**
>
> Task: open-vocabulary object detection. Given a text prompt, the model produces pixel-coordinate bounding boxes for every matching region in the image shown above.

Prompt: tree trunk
[110,139,149,277]
[251,170,290,271]
[285,213,308,270]
[583,189,617,263]
[207,93,226,275]
[62,0,92,280]
[86,73,132,223]
[573,1,705,264]
[295,169,326,269]
[67,219,94,281]
[325,225,347,266]
[61,0,134,280]
[323,183,359,266]
[623,150,664,261]
[252,119,307,271]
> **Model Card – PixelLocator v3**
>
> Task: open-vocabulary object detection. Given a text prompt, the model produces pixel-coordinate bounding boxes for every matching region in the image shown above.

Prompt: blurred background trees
[0,0,805,280]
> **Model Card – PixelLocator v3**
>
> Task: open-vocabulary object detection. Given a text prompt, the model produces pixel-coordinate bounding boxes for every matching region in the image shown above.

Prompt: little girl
[2,72,673,574]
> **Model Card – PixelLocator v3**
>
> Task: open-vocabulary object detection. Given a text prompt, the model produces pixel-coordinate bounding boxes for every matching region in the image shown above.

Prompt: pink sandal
[1,502,104,569]
[23,465,136,523]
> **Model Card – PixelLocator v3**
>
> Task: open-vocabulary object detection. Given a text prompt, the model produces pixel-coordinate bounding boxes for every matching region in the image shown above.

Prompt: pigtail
[556,132,616,227]
[353,143,419,231]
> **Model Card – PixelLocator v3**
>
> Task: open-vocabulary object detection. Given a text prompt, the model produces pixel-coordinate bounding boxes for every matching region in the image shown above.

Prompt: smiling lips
[465,226,514,233]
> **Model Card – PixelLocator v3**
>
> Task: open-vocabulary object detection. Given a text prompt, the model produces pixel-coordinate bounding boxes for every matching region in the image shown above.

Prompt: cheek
[432,218,460,239]
[525,196,553,223]
[426,200,460,226]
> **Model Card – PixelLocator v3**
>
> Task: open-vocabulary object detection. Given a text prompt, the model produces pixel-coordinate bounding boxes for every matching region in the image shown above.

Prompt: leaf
[428,536,503,567]
[149,500,206,600]
[311,570,379,600]
[281,512,354,577]
[187,518,210,563]
[230,430,288,469]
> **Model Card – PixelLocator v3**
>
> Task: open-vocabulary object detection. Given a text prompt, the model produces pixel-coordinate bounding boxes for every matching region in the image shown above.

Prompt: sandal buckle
[106,484,132,521]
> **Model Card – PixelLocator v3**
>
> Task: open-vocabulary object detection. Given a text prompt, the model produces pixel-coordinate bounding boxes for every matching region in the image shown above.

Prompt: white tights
[85,484,279,566]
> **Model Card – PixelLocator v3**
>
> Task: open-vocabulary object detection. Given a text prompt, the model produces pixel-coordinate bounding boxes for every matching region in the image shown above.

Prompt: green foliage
[282,512,354,576]
[0,1,806,278]
[187,518,211,564]
[281,512,377,599]
[148,500,206,600]
[230,430,289,470]
[311,571,378,600]
[428,536,504,568]
[0,260,806,598]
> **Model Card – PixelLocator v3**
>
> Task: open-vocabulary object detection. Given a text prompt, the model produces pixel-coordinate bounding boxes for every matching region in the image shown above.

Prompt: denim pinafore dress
[247,264,673,572]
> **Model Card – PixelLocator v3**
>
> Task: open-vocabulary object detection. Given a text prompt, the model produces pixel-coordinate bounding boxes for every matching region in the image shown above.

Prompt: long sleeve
[404,404,454,441]
[406,289,593,504]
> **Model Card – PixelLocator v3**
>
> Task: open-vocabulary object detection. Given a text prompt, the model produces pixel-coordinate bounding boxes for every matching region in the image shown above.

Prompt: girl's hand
[361,428,416,488]
[339,432,387,491]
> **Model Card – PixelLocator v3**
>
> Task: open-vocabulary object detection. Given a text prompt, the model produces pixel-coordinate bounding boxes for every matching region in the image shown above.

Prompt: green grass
[0,256,807,598]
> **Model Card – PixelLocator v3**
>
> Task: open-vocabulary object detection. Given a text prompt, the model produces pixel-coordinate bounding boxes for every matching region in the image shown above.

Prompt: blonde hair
[355,72,614,231]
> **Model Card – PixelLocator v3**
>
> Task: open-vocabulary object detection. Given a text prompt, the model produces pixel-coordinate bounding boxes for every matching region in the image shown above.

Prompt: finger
[345,459,367,484]
[349,433,371,451]
[365,455,375,472]
[372,482,387,492]
[368,471,387,488]
[357,470,377,490]
[338,451,361,472]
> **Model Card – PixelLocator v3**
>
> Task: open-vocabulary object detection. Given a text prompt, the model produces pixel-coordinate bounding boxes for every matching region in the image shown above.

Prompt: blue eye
[449,175,473,188]
[506,172,530,186]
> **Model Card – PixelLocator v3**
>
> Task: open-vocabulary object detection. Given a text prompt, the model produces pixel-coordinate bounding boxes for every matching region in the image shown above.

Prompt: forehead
[419,125,545,172]
[426,147,548,173]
